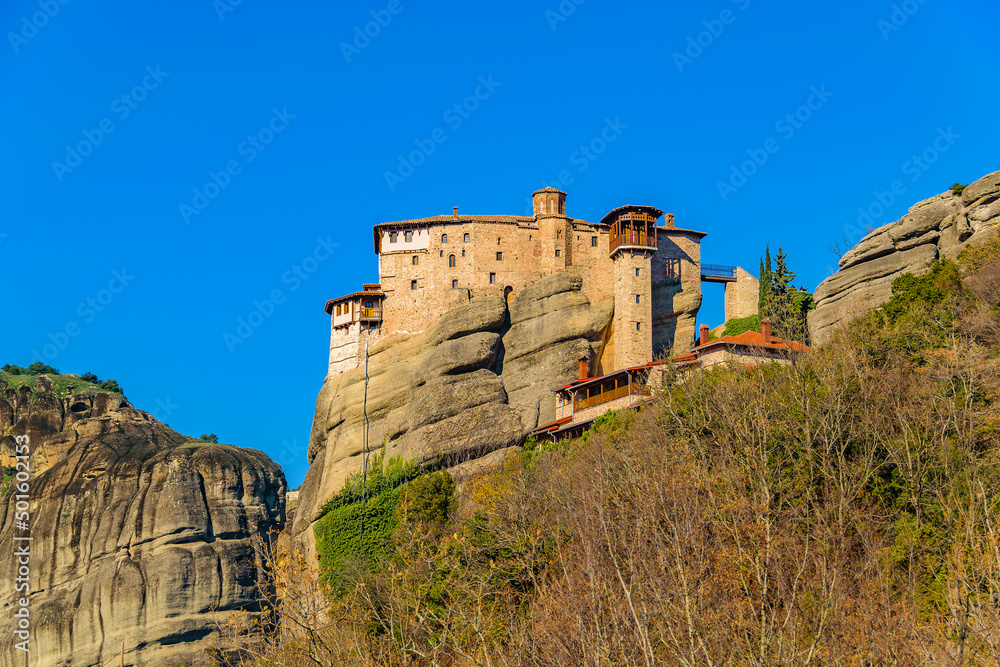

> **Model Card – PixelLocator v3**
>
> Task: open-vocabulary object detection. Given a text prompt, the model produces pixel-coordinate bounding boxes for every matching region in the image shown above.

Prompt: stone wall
[612,249,654,369]
[725,267,759,321]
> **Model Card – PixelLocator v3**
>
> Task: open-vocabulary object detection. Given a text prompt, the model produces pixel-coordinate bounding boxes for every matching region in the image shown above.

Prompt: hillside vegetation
[224,234,1000,666]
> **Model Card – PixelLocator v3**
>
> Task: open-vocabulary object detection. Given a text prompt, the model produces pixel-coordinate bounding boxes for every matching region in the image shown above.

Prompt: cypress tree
[758,245,773,315]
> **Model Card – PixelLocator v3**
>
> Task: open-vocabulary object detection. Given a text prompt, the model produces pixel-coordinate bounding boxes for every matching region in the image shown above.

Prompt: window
[635,267,640,277]
[463,233,470,242]
[529,234,532,240]
[404,230,413,242]
[449,254,456,267]
[489,272,496,284]
[548,199,554,213]
[555,248,561,257]
[441,233,448,243]
[364,300,373,309]
[636,321,641,331]
[410,280,417,290]
[496,251,503,261]
[556,229,561,239]
[592,236,598,247]
[389,231,398,243]
[635,294,641,304]
[452,279,458,288]
[412,255,419,266]
[440,250,443,257]
[335,304,341,316]
[497,237,501,245]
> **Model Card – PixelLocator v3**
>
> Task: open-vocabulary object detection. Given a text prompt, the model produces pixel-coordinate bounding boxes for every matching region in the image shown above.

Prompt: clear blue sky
[2,0,998,487]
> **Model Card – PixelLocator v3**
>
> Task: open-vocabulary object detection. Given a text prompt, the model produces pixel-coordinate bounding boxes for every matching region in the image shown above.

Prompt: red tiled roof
[324,290,384,314]
[600,204,665,225]
[656,226,709,239]
[692,330,810,353]
[529,415,572,435]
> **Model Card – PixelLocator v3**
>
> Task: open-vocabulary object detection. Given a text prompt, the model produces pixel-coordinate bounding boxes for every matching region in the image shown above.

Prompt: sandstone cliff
[0,378,286,667]
[809,170,1000,344]
[293,272,614,555]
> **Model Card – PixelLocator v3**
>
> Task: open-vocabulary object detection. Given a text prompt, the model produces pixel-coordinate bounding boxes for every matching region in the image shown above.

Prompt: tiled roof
[372,215,540,253]
[552,360,670,393]
[656,226,709,239]
[693,330,810,353]
[600,204,666,225]
[532,187,566,195]
[324,290,384,314]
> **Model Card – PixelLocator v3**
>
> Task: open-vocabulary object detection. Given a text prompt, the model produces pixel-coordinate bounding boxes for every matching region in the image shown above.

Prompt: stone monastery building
[326,187,730,378]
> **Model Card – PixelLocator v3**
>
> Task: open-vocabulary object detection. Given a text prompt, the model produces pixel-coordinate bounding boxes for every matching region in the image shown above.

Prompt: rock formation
[294,272,613,557]
[0,377,286,667]
[809,170,1000,344]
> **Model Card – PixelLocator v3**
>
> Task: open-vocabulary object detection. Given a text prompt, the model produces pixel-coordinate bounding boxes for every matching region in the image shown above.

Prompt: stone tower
[533,187,570,273]
[602,205,662,369]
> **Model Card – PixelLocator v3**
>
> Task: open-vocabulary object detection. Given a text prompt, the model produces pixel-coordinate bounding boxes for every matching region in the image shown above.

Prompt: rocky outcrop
[809,171,1000,344]
[294,272,613,556]
[0,378,286,667]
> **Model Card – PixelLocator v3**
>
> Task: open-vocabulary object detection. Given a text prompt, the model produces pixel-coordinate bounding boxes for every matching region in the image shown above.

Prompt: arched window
[461,249,466,257]
[412,255,419,266]
[404,230,413,242]
[463,233,470,242]
[548,199,554,213]
[452,279,458,289]
[389,231,398,243]
[448,254,456,267]
[441,233,448,243]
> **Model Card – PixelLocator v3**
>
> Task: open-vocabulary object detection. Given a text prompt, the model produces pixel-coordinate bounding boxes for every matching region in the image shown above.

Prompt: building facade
[325,188,707,378]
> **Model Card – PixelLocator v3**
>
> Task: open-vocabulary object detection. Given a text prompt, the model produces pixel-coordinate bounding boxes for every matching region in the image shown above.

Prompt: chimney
[578,356,588,381]
[699,324,709,346]
[761,318,772,341]
[453,206,459,218]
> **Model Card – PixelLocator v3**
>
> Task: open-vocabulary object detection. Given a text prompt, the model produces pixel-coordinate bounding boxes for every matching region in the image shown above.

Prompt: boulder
[810,171,1000,344]
[0,379,285,667]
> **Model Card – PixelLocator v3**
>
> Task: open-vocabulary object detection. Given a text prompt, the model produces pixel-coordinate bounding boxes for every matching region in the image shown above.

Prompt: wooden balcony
[609,219,657,255]
[359,306,382,321]
[572,378,650,412]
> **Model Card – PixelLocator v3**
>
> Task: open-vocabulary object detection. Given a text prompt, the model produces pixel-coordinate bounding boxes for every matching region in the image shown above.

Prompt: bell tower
[533,187,570,273]
[602,204,662,369]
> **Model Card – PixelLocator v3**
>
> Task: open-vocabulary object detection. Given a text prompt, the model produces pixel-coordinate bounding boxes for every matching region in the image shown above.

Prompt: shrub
[199,433,219,443]
[950,182,967,195]
[399,470,455,525]
[99,379,122,393]
[958,230,1000,275]
[1,365,24,375]
[80,372,99,384]
[721,314,760,338]
[26,362,59,375]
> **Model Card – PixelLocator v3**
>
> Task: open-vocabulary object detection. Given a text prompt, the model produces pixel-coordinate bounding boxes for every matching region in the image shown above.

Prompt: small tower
[602,204,662,370]
[533,187,570,272]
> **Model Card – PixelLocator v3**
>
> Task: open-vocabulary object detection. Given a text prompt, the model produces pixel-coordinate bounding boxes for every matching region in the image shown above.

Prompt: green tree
[27,362,59,375]
[2,365,25,375]
[99,379,122,393]
[199,433,219,443]
[80,372,99,384]
[758,245,773,315]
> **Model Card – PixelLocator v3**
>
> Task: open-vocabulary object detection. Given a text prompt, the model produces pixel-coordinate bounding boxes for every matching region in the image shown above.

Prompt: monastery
[324,187,764,378]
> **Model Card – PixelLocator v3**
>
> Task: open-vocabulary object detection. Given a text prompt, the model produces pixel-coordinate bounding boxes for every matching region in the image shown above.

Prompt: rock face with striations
[809,171,1000,344]
[293,272,613,556]
[0,377,286,667]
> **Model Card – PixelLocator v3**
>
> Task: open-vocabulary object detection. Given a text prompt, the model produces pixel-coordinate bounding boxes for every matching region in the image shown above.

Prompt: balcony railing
[359,307,382,320]
[573,382,650,412]
[700,264,737,282]
[609,228,657,254]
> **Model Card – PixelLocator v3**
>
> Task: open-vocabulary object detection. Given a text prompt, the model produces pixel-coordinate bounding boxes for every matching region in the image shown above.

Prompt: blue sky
[2,0,998,487]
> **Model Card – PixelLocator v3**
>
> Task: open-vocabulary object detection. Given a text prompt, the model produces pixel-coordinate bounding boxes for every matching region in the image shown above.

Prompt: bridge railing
[701,263,737,280]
